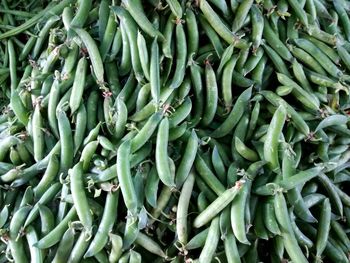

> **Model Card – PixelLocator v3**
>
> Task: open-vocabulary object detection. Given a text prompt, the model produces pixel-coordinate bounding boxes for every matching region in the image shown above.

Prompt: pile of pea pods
[1,0,350,262]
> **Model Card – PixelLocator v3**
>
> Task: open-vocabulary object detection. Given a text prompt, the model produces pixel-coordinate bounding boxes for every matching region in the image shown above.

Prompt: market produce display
[0,0,350,262]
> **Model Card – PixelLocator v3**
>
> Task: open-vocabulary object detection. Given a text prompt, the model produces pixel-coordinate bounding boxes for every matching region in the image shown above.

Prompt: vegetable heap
[0,0,350,262]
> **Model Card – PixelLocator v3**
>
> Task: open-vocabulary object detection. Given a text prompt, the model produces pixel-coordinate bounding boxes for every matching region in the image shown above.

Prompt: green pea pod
[150,37,160,103]
[134,232,166,258]
[186,228,209,250]
[195,154,225,196]
[277,73,320,111]
[316,198,331,258]
[315,114,348,132]
[119,0,164,40]
[137,31,150,81]
[85,190,119,257]
[169,20,187,89]
[108,234,123,263]
[251,4,264,53]
[176,171,195,245]
[145,166,159,208]
[68,231,91,263]
[165,0,182,18]
[274,191,308,263]
[36,206,77,249]
[293,38,341,78]
[72,27,104,84]
[263,17,292,61]
[70,162,93,231]
[24,182,61,227]
[33,154,59,198]
[198,217,220,263]
[52,227,75,263]
[231,179,251,245]
[32,103,44,162]
[38,205,55,237]
[130,112,162,153]
[263,105,286,172]
[57,110,73,175]
[117,140,138,215]
[25,226,43,263]
[186,8,199,58]
[156,118,175,187]
[211,86,252,138]
[69,56,87,114]
[234,137,259,162]
[263,198,281,236]
[194,181,243,228]
[221,54,239,109]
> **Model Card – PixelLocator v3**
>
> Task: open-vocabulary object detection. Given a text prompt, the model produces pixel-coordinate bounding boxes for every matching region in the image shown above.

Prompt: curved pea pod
[122,212,139,250]
[149,185,172,224]
[274,191,308,263]
[168,97,192,128]
[263,105,286,172]
[255,166,323,195]
[195,154,225,196]
[10,205,31,239]
[10,88,29,126]
[130,112,162,153]
[198,216,220,263]
[230,178,251,245]
[199,0,248,49]
[293,38,342,78]
[24,182,61,227]
[194,180,243,229]
[85,190,119,257]
[263,17,292,61]
[315,114,349,132]
[118,1,164,40]
[80,141,99,172]
[71,27,104,84]
[217,44,234,77]
[289,209,313,249]
[260,91,310,136]
[176,172,195,245]
[36,206,77,249]
[67,231,90,263]
[52,227,75,263]
[263,198,281,236]
[211,86,252,138]
[277,73,320,111]
[211,146,226,184]
[134,232,166,258]
[321,178,343,215]
[282,150,317,223]
[33,154,59,198]
[234,137,259,162]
